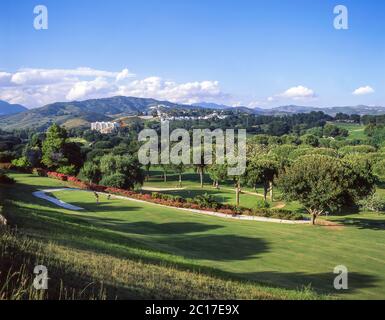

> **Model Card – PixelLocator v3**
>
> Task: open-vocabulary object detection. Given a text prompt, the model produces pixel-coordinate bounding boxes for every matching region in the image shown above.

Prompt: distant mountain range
[0,96,194,130]
[192,102,265,114]
[0,96,384,131]
[267,105,385,116]
[193,102,385,116]
[0,100,27,116]
[192,102,233,110]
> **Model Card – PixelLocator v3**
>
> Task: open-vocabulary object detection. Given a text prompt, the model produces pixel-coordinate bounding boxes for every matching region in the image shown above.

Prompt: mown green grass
[2,173,385,299]
[332,122,367,140]
[1,173,325,300]
[2,227,319,300]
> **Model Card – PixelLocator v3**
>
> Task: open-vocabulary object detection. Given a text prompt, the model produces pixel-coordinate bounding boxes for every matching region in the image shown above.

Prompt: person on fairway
[94,191,99,203]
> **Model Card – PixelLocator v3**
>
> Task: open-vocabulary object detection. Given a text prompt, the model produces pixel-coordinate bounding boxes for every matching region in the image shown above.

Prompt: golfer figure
[94,191,99,204]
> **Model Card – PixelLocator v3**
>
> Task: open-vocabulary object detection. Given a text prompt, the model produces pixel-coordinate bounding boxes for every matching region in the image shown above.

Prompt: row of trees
[146,148,379,226]
[80,154,144,190]
[10,124,83,175]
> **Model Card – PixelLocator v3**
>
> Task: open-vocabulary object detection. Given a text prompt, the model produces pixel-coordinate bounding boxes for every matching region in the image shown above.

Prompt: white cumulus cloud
[0,67,230,108]
[116,68,133,81]
[9,67,133,86]
[0,72,12,86]
[279,85,316,100]
[352,86,374,96]
[117,77,227,105]
[66,77,113,101]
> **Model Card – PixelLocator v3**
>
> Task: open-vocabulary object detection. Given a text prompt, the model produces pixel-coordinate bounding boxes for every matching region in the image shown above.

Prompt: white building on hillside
[91,121,120,134]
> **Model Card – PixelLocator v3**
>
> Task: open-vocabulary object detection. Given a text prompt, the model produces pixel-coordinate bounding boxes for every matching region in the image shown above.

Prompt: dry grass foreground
[0,228,324,300]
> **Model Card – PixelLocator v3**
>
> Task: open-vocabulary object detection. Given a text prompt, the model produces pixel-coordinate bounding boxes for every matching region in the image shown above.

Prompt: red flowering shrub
[68,176,81,183]
[89,184,107,192]
[218,208,234,215]
[67,176,89,189]
[141,194,152,201]
[47,171,68,181]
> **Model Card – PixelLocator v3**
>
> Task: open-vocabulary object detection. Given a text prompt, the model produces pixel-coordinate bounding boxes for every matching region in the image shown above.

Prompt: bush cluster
[360,195,385,213]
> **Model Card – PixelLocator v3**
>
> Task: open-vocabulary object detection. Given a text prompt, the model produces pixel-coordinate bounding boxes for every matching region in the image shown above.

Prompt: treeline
[167,111,334,135]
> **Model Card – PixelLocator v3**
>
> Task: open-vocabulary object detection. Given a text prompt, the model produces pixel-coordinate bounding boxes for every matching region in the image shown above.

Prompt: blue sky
[0,0,384,108]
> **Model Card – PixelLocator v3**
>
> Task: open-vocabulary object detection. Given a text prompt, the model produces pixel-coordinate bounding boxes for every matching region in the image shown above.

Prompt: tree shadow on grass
[4,180,381,297]
[169,234,269,261]
[5,203,380,298]
[236,270,379,296]
[10,174,68,189]
[8,202,269,261]
[84,219,224,235]
[62,201,145,213]
[337,218,385,231]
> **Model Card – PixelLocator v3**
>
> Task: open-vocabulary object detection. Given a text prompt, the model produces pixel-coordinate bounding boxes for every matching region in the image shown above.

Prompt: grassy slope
[332,122,367,140]
[2,173,385,299]
[1,173,324,300]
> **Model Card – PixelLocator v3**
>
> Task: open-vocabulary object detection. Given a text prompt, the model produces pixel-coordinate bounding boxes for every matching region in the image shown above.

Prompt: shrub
[47,171,68,181]
[99,174,127,189]
[172,195,185,203]
[151,192,162,199]
[250,208,304,220]
[68,176,81,183]
[67,176,90,190]
[373,159,385,182]
[133,183,142,193]
[251,208,271,217]
[57,165,77,176]
[160,193,171,201]
[360,195,385,213]
[192,193,221,210]
[11,157,31,169]
[270,209,304,220]
[89,184,108,192]
[150,193,185,204]
[339,145,377,155]
[254,199,271,209]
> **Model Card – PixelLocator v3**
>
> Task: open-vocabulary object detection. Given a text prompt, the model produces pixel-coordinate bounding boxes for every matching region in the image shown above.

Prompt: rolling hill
[0,96,192,130]
[269,105,385,116]
[0,96,384,131]
[0,100,27,116]
[193,103,385,116]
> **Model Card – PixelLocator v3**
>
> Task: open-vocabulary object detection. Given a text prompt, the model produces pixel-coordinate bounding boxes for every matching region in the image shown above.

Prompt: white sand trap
[33,188,84,211]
